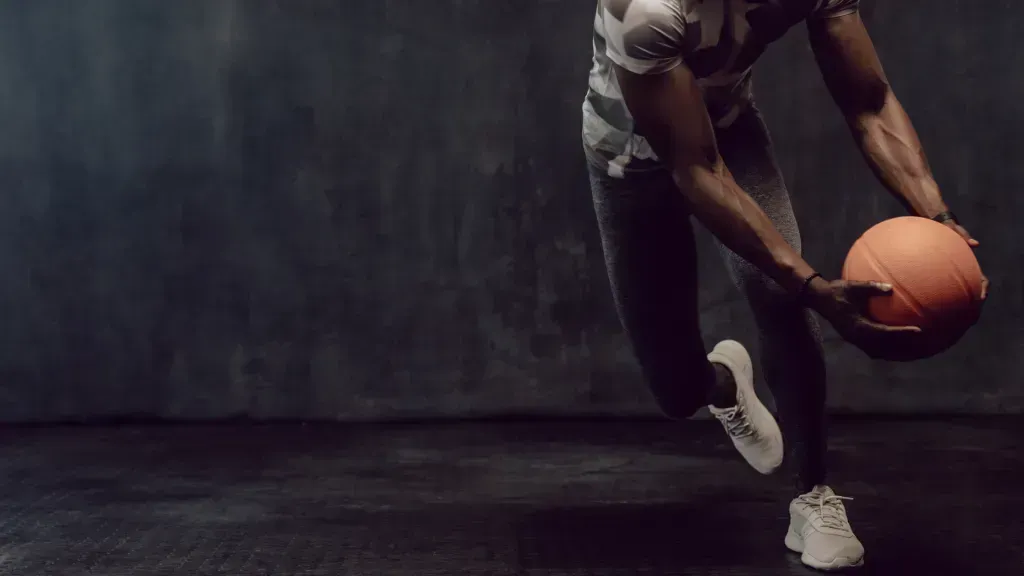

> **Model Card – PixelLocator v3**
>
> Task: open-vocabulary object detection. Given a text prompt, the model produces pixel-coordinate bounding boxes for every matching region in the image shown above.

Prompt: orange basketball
[842,216,984,357]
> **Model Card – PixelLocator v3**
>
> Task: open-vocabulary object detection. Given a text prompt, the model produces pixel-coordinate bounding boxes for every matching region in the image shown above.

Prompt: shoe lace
[799,492,853,531]
[713,404,754,439]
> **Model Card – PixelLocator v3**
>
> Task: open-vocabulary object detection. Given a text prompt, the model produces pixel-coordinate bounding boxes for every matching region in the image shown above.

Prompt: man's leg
[587,157,715,417]
[714,105,865,570]
[585,154,783,473]
[714,106,828,492]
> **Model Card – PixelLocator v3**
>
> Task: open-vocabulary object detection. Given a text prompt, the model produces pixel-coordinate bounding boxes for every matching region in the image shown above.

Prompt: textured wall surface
[0,0,1019,421]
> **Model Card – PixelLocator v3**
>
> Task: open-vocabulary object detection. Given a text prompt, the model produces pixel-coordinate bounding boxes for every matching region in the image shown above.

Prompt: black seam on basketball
[941,249,979,302]
[861,240,930,324]
[937,250,983,328]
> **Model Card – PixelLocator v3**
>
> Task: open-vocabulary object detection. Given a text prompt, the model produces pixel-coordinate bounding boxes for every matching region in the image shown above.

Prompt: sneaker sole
[709,340,783,474]
[785,528,865,571]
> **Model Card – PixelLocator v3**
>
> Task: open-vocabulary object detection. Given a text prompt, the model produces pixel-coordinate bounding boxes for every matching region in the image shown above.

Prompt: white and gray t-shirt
[582,0,859,177]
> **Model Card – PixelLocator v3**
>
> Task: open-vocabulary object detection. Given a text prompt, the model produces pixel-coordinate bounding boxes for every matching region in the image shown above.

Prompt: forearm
[676,163,817,295]
[850,90,948,218]
[609,60,818,296]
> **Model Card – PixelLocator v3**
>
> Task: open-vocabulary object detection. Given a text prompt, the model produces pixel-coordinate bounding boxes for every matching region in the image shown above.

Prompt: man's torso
[583,0,857,176]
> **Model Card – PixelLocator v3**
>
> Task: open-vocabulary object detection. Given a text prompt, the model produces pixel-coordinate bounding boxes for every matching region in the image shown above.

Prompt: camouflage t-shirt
[582,0,859,177]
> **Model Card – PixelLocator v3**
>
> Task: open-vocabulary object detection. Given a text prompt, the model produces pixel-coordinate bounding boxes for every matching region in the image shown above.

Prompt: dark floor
[0,417,1021,575]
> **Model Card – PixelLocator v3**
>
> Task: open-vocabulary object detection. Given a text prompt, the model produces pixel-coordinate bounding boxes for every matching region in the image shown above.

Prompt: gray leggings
[587,105,826,490]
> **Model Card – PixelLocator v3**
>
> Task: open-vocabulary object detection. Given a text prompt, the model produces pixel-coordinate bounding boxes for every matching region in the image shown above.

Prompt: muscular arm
[614,63,817,294]
[807,12,948,219]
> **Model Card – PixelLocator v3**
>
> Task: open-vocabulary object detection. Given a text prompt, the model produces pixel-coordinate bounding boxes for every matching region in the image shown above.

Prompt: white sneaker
[785,485,865,571]
[706,340,783,475]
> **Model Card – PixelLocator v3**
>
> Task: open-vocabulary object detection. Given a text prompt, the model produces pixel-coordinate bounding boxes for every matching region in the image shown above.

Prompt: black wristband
[932,211,958,225]
[798,272,823,306]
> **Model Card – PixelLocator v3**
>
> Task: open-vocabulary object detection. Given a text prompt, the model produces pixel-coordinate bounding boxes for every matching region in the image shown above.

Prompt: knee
[733,261,790,306]
[737,273,824,345]
[734,266,804,322]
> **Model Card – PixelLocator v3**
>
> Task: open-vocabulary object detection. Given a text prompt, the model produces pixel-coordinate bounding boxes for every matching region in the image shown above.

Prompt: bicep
[614,62,720,178]
[602,0,720,177]
[807,11,889,117]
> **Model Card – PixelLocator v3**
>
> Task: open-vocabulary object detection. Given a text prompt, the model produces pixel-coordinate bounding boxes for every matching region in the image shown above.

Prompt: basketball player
[582,0,988,570]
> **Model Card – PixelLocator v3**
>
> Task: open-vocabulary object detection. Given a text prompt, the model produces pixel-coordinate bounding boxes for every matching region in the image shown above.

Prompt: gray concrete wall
[0,0,1019,421]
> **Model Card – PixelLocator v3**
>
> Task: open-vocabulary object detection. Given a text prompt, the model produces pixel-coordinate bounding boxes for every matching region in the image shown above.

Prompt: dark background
[0,0,1018,422]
